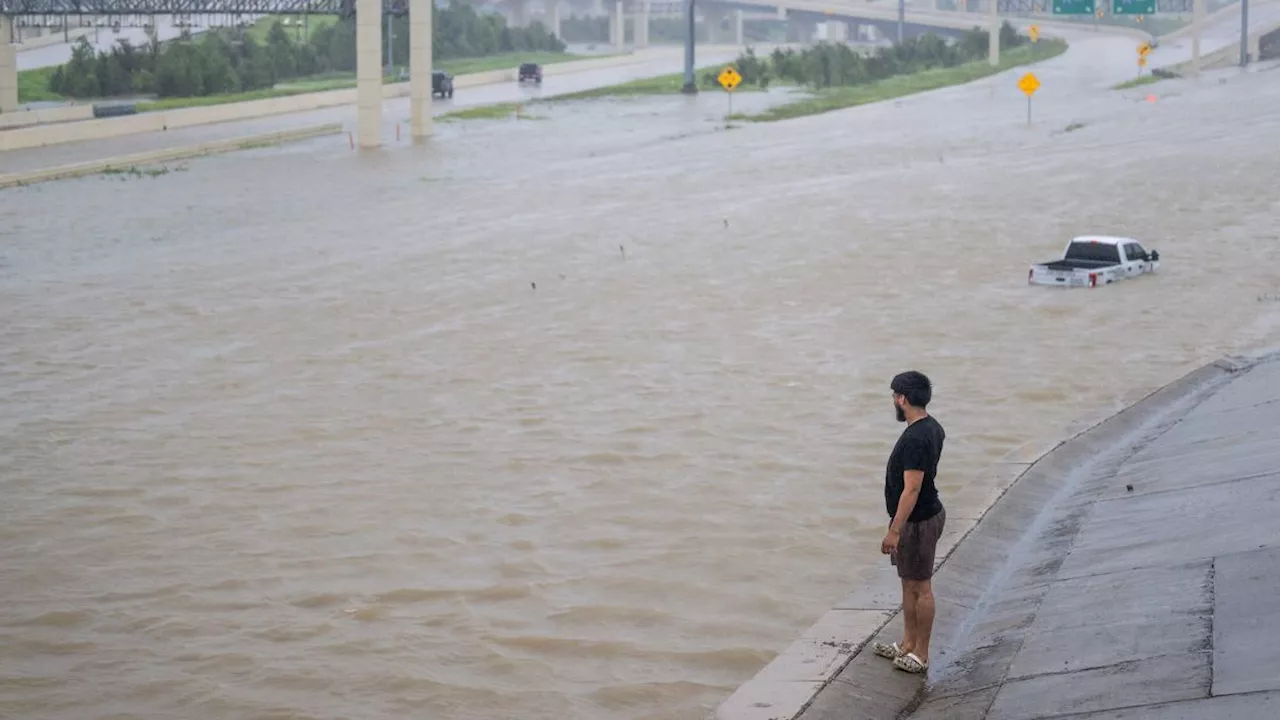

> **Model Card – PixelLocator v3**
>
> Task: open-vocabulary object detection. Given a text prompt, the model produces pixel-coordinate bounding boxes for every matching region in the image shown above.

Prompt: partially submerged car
[1029,236,1160,288]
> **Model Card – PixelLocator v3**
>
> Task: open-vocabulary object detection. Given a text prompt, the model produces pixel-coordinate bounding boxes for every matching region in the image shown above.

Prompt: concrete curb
[0,104,95,131]
[710,350,1280,720]
[0,122,341,189]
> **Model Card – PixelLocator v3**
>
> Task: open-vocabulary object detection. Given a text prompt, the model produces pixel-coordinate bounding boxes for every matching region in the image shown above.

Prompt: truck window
[1065,241,1121,264]
[1126,243,1147,260]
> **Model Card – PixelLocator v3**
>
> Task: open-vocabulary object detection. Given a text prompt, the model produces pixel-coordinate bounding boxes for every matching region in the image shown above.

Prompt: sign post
[718,66,742,118]
[1017,71,1040,125]
[1136,40,1151,79]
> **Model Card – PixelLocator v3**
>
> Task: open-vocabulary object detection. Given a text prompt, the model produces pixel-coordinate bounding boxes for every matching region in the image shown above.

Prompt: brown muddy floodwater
[3,35,1280,720]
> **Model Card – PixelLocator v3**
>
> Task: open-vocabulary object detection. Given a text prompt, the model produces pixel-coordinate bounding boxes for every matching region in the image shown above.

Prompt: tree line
[47,3,565,100]
[728,22,1029,89]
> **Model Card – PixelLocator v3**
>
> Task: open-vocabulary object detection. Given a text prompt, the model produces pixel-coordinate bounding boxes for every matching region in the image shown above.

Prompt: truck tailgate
[1030,266,1093,287]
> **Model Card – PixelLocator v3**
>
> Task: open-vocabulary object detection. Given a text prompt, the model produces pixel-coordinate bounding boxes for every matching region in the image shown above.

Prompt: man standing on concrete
[873,370,946,674]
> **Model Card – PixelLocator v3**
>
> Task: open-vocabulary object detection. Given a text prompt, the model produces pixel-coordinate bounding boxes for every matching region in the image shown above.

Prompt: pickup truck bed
[1038,259,1118,272]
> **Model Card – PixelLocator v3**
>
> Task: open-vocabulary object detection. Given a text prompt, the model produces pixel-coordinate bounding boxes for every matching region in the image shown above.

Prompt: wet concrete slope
[800,350,1280,719]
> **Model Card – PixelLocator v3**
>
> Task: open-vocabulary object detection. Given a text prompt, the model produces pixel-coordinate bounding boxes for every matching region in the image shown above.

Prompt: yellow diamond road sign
[1028,24,1040,42]
[718,66,742,91]
[1017,72,1040,97]
[1138,41,1152,56]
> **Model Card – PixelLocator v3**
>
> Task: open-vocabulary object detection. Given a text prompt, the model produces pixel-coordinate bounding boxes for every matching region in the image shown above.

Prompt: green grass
[1112,74,1163,90]
[546,69,764,101]
[17,66,63,103]
[439,102,547,121]
[736,39,1068,123]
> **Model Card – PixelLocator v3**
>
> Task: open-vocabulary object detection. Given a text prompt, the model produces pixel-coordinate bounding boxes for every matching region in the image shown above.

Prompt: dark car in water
[518,63,543,85]
[432,70,454,99]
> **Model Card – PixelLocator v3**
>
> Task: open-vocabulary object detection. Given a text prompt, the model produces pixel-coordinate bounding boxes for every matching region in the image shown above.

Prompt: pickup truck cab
[1029,236,1160,288]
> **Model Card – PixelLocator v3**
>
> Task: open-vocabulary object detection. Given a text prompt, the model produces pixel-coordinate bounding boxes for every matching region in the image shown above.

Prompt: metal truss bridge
[0,0,411,18]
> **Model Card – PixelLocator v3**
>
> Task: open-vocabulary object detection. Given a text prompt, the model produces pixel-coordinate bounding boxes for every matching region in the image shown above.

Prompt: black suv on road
[518,63,543,85]
[432,70,454,98]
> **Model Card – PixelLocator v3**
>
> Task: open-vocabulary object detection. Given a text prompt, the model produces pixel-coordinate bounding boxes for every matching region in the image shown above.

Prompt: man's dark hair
[891,371,932,409]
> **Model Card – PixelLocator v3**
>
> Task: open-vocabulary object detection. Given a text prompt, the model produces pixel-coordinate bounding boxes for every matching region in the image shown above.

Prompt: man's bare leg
[899,577,918,655]
[906,578,936,663]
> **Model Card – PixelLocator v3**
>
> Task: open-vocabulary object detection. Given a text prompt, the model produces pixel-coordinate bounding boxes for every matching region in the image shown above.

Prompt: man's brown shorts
[890,508,946,581]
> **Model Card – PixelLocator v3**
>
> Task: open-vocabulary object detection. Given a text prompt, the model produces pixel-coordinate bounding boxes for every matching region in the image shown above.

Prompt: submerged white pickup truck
[1029,236,1161,288]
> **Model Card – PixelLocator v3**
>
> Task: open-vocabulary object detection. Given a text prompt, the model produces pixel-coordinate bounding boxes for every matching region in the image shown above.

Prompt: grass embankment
[738,39,1067,122]
[440,102,531,121]
[18,47,579,109]
[548,69,764,100]
[1112,74,1163,90]
[17,67,62,103]
[438,68,755,120]
[133,52,582,111]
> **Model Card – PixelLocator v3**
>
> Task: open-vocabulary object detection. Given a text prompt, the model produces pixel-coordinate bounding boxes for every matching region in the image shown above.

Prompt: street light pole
[1239,0,1250,66]
[682,0,697,93]
[897,0,905,43]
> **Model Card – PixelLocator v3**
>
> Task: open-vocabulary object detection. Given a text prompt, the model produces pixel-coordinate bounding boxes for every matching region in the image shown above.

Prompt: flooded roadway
[3,28,1280,720]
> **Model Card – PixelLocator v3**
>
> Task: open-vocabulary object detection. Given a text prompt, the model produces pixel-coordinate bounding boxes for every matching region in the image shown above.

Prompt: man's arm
[889,470,925,535]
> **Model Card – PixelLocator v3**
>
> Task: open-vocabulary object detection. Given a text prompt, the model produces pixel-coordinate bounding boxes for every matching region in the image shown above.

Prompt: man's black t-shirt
[884,415,945,522]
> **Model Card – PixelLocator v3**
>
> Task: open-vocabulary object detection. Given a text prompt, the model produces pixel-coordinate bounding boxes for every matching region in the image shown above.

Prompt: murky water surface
[3,35,1280,720]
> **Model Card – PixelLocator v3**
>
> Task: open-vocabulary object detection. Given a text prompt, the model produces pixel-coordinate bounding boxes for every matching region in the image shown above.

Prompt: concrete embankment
[0,122,341,189]
[715,348,1280,720]
[0,51,660,150]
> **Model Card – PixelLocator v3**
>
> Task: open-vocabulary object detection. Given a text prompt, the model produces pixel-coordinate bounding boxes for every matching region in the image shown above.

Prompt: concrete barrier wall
[0,122,343,189]
[0,104,95,130]
[14,28,93,52]
[0,51,650,153]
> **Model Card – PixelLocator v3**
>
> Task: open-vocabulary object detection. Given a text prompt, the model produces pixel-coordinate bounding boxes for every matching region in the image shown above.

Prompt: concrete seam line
[0,122,342,189]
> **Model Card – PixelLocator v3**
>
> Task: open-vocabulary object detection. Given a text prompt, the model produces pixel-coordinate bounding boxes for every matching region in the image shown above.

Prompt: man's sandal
[892,652,929,674]
[872,641,905,660]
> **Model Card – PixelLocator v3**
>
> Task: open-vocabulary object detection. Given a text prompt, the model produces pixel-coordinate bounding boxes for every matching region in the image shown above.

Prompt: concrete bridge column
[409,0,432,139]
[704,6,730,44]
[634,0,650,48]
[0,17,17,114]
[826,19,848,42]
[610,0,625,50]
[547,1,563,38]
[785,11,817,42]
[356,0,382,148]
[510,0,533,27]
[732,9,744,45]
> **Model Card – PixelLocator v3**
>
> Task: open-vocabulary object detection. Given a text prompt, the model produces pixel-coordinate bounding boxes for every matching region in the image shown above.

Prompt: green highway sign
[1113,0,1156,13]
[1053,0,1095,14]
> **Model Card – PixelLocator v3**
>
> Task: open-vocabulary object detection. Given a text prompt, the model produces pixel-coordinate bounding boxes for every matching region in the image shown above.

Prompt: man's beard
[895,404,906,423]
